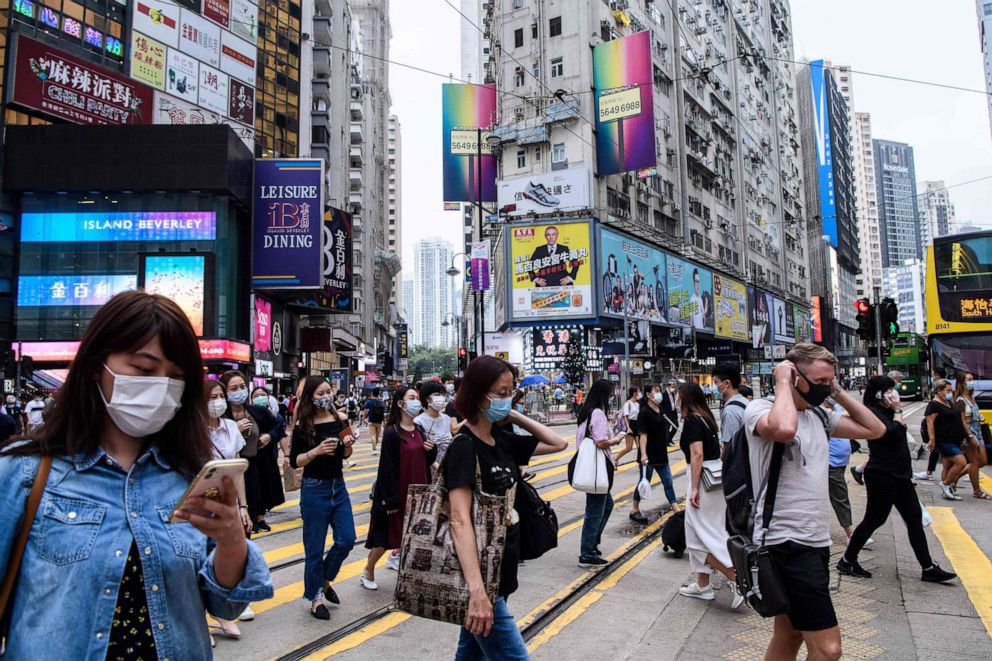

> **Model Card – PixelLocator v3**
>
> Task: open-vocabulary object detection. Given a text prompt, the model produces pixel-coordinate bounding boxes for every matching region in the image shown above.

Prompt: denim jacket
[0,445,274,660]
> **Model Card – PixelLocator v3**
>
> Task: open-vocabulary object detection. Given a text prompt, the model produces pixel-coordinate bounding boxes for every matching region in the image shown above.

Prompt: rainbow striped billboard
[442,83,497,202]
[593,31,656,176]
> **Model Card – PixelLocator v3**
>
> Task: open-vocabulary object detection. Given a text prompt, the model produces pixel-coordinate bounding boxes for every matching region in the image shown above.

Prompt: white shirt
[24,400,45,426]
[414,411,453,447]
[209,418,246,460]
[267,395,280,417]
[622,400,640,421]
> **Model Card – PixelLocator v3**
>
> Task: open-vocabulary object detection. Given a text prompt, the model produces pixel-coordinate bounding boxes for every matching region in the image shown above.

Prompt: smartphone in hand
[170,458,248,523]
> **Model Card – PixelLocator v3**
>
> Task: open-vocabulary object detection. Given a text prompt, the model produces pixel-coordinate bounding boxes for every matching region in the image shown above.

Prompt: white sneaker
[728,582,745,609]
[360,575,378,590]
[679,583,715,601]
[386,553,400,571]
[864,537,875,547]
[371,450,379,456]
[940,482,963,501]
[914,471,932,481]
[238,604,255,621]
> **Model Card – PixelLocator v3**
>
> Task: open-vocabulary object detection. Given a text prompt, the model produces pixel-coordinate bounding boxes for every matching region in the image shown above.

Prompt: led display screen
[140,254,209,336]
[17,274,136,307]
[21,211,217,242]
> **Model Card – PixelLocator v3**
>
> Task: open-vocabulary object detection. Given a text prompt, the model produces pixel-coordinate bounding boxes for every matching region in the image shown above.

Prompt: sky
[388,0,992,278]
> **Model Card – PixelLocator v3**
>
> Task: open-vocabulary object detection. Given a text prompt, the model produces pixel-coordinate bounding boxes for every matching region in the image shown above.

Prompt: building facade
[882,259,926,336]
[852,112,882,299]
[388,114,403,315]
[977,1,992,139]
[873,139,922,268]
[918,180,957,247]
[413,238,456,348]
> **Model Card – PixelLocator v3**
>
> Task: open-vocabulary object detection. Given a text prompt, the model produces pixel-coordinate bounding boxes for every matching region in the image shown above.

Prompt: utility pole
[475,127,485,354]
[622,257,632,394]
[872,285,883,375]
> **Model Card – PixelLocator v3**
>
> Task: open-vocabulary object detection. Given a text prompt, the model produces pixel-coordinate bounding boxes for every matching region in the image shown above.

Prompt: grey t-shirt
[744,398,841,547]
[415,412,454,458]
[719,394,749,445]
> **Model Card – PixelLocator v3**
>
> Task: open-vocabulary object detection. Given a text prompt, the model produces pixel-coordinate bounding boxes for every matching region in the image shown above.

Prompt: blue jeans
[580,492,614,558]
[633,464,677,505]
[455,596,529,660]
[300,477,356,600]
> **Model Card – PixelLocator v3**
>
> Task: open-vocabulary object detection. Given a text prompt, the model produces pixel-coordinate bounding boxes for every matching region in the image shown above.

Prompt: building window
[514,28,524,48]
[535,145,542,162]
[549,16,562,37]
[514,0,524,8]
[552,142,566,163]
[550,57,563,78]
[517,149,526,168]
[531,23,538,38]
[514,67,525,87]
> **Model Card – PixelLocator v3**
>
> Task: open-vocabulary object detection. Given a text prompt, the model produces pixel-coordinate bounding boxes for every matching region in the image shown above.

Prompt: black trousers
[845,468,932,568]
[927,446,941,473]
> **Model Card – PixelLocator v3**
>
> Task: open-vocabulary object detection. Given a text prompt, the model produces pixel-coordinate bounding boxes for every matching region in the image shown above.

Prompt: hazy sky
[388,0,992,277]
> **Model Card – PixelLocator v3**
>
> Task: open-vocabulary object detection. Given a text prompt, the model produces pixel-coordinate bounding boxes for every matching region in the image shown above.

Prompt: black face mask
[795,368,832,407]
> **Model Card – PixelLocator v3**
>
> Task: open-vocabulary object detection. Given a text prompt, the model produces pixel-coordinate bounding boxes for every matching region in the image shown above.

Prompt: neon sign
[16,340,250,363]
[17,275,136,307]
[21,211,217,243]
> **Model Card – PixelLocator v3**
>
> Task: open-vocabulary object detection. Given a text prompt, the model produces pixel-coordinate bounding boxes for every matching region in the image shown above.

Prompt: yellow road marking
[264,524,370,565]
[929,506,992,637]
[978,471,992,495]
[297,612,413,660]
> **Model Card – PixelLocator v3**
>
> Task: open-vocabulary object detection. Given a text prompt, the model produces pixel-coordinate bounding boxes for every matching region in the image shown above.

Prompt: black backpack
[919,418,929,445]
[722,401,829,537]
[661,509,686,558]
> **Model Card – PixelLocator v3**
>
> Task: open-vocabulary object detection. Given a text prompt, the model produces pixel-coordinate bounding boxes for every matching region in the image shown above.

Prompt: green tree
[561,333,586,388]
[408,345,456,382]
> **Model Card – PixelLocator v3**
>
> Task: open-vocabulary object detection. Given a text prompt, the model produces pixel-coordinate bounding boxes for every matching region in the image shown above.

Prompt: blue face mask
[945,392,954,402]
[227,389,249,406]
[965,381,975,391]
[252,395,269,408]
[483,395,513,422]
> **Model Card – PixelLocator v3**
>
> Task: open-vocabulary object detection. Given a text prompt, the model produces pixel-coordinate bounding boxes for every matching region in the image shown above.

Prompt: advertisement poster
[784,301,796,343]
[598,227,668,324]
[228,78,254,125]
[140,254,210,336]
[714,275,748,341]
[231,0,258,44]
[748,286,774,348]
[592,31,656,176]
[497,167,592,217]
[289,207,354,312]
[254,297,271,352]
[197,63,229,115]
[471,240,491,292]
[133,1,181,48]
[811,296,823,343]
[166,48,199,102]
[154,92,255,152]
[10,35,153,125]
[508,221,592,321]
[442,83,497,202]
[484,332,525,364]
[794,306,812,344]
[252,159,325,289]
[531,327,581,373]
[130,32,167,89]
[809,60,837,248]
[178,8,221,67]
[220,31,256,86]
[20,211,216,242]
[204,0,231,28]
[773,297,793,344]
[17,275,136,307]
[666,256,713,331]
[397,324,409,370]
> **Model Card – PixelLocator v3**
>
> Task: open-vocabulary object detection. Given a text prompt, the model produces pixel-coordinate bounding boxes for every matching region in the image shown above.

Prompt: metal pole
[476,127,485,354]
[623,308,630,395]
[873,285,883,375]
[15,341,22,395]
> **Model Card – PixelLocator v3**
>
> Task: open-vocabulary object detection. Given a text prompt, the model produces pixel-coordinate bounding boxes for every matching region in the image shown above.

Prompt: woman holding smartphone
[220,371,285,534]
[289,376,357,620]
[362,387,437,590]
[0,291,273,659]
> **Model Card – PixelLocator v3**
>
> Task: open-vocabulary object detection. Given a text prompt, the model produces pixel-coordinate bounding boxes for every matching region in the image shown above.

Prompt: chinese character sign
[17,274,136,307]
[471,240,491,292]
[713,275,748,341]
[666,256,713,332]
[507,221,593,321]
[442,83,496,202]
[10,35,153,125]
[532,327,582,373]
[810,60,838,248]
[254,298,272,352]
[289,207,354,312]
[131,32,168,89]
[253,159,325,289]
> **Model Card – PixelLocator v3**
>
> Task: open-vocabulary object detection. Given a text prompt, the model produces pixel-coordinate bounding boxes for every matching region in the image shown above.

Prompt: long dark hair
[863,375,896,407]
[2,291,212,476]
[454,355,517,424]
[294,376,337,446]
[386,387,416,428]
[677,382,717,434]
[577,379,614,427]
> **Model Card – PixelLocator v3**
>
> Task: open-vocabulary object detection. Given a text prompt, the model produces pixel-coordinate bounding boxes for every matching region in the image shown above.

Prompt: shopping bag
[637,465,653,500]
[281,459,303,492]
[920,500,933,527]
[567,437,610,494]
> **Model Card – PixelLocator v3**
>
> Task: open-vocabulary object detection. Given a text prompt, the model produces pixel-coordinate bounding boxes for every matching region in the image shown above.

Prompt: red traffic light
[854,298,870,314]
[458,347,467,357]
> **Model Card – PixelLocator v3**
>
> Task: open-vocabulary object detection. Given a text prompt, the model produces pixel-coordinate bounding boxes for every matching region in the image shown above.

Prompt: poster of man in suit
[509,221,593,320]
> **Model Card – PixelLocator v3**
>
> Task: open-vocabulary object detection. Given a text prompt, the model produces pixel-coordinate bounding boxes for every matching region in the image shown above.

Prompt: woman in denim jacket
[0,291,273,660]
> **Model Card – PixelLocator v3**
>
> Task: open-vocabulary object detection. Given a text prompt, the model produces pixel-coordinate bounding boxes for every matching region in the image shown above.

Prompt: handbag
[1,455,53,645]
[281,458,303,492]
[393,447,514,626]
[701,459,723,492]
[920,499,934,527]
[726,442,790,618]
[516,476,558,561]
[636,464,652,500]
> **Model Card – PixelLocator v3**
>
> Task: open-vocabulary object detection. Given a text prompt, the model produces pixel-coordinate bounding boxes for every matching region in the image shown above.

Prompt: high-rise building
[401,278,414,334]
[798,59,860,367]
[977,1,992,138]
[851,112,883,300]
[388,115,403,313]
[873,139,922,268]
[256,1,303,158]
[918,181,957,246]
[882,260,926,336]
[414,239,456,348]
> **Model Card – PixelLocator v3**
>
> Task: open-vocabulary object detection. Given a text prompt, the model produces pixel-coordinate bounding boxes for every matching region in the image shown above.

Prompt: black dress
[231,404,286,520]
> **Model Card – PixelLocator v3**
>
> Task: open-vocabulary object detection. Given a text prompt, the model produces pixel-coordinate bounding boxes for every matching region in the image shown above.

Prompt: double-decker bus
[925,231,992,417]
[885,332,927,400]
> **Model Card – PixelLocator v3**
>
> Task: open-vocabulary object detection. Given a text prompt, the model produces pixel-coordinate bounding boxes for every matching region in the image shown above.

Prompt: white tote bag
[570,436,610,494]
[920,499,933,527]
[636,464,652,500]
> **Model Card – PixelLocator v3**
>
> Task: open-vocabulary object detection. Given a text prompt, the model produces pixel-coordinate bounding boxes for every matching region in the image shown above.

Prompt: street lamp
[441,312,462,374]
[447,252,467,278]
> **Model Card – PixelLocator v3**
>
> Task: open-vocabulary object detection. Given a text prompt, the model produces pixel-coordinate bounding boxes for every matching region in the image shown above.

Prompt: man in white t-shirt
[713,362,748,446]
[24,394,46,431]
[743,344,885,661]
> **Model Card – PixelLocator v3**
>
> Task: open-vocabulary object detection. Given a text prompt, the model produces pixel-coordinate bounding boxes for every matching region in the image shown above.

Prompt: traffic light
[20,356,34,380]
[458,347,468,371]
[854,298,874,342]
[879,297,899,341]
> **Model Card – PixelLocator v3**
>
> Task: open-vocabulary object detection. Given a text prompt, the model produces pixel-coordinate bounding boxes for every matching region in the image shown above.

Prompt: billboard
[497,167,592,217]
[198,64,230,115]
[794,306,812,344]
[231,0,258,43]
[139,253,213,336]
[773,297,793,344]
[809,60,837,248]
[484,332,525,364]
[204,0,231,28]
[289,207,354,312]
[713,275,748,341]
[598,227,668,324]
[219,31,256,85]
[130,32,168,89]
[532,327,581,373]
[133,1,181,48]
[154,92,255,152]
[16,340,249,363]
[254,297,271,352]
[397,324,409,369]
[811,296,823,343]
[17,275,136,307]
[252,159,325,289]
[592,31,656,176]
[471,240,491,292]
[20,211,217,243]
[442,83,497,202]
[178,8,221,68]
[748,287,774,348]
[666,256,713,332]
[507,221,593,321]
[166,48,200,102]
[228,78,254,125]
[9,35,154,125]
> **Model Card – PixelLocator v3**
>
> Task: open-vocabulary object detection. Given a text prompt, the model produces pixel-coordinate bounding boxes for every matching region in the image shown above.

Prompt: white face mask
[652,392,664,404]
[100,364,184,437]
[207,398,228,419]
[430,395,446,411]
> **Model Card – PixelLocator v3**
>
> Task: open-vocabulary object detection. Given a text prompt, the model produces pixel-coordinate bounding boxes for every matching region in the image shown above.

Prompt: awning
[30,369,68,391]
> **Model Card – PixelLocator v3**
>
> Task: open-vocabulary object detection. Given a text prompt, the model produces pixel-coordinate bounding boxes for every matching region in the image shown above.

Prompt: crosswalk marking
[928,506,992,638]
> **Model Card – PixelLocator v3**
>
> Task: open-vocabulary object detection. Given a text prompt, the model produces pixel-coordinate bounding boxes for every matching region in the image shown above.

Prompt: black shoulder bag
[516,474,558,560]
